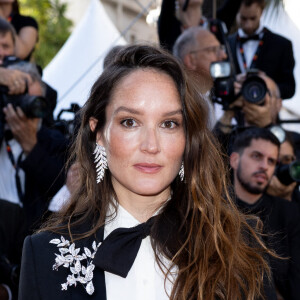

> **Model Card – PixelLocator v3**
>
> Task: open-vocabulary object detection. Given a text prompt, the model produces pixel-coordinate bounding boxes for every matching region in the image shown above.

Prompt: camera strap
[4,137,24,203]
[237,28,266,70]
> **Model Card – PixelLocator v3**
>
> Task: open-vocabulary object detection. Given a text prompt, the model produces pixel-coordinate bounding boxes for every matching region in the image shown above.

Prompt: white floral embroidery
[50,236,101,295]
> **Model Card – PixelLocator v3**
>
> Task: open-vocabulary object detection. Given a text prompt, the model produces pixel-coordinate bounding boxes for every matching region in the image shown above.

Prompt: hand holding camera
[0,68,32,95]
[242,92,272,127]
[3,103,40,154]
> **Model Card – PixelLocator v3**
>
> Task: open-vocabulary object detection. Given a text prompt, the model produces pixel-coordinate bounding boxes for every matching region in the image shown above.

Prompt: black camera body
[276,160,300,186]
[210,61,268,110]
[0,56,50,142]
[0,85,48,118]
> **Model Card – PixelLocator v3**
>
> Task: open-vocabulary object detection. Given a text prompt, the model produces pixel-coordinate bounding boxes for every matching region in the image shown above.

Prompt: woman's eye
[161,120,178,129]
[121,119,137,128]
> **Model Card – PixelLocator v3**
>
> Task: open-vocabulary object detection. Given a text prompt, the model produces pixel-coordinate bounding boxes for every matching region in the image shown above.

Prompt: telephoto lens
[7,94,48,118]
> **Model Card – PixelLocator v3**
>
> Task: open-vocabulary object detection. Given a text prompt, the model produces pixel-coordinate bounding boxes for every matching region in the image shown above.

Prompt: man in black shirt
[230,127,300,300]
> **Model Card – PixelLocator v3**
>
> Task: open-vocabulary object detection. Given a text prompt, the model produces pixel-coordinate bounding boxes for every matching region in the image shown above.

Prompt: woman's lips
[133,163,162,174]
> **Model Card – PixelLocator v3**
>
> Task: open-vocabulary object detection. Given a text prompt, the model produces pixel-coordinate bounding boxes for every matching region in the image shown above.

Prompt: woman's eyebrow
[162,109,183,117]
[114,107,183,117]
[114,106,141,115]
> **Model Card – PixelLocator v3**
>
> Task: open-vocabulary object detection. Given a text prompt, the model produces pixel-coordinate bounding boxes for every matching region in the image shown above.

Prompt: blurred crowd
[0,0,300,299]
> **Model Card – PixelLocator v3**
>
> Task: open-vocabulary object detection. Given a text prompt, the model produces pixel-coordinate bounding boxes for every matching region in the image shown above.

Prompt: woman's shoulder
[24,230,73,254]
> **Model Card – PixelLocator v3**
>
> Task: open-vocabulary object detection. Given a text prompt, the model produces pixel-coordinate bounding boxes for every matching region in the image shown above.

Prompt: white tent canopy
[43,0,126,118]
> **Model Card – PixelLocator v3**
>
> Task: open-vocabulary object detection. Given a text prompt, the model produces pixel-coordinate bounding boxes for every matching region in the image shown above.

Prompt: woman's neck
[112,184,171,223]
[0,4,12,19]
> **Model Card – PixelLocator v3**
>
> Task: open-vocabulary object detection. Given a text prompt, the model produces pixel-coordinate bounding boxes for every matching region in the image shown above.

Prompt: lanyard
[4,136,24,202]
[237,29,265,70]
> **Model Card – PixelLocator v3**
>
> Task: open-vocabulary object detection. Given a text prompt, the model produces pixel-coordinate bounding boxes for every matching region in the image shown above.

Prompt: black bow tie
[94,216,155,278]
[239,34,260,44]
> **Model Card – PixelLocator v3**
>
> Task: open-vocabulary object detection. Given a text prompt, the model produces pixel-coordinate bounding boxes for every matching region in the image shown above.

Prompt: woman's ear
[89,117,98,132]
[89,117,103,145]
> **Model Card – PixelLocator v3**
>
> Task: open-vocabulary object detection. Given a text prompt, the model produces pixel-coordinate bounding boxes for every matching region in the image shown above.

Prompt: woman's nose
[140,127,161,154]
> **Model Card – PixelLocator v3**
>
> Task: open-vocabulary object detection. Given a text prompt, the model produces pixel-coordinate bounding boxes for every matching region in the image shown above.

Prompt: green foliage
[19,0,73,68]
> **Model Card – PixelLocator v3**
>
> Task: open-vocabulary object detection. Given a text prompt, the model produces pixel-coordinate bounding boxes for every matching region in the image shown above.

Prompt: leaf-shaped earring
[179,162,184,181]
[93,143,108,183]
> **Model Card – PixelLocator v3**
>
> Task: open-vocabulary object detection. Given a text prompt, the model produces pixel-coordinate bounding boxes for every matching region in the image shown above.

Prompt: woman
[0,0,38,60]
[19,45,272,300]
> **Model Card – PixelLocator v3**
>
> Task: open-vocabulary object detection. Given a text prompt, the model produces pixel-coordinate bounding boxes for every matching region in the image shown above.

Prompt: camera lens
[19,95,48,118]
[276,160,300,186]
[290,161,300,182]
[28,96,48,118]
[242,76,267,105]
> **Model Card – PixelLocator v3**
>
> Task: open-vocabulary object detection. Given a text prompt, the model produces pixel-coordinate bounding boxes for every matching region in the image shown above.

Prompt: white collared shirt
[104,204,175,300]
[236,24,265,73]
[0,139,25,205]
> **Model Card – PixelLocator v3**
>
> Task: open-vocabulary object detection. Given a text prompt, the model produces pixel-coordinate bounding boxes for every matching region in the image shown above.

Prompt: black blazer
[19,225,280,300]
[19,229,107,300]
[228,28,296,99]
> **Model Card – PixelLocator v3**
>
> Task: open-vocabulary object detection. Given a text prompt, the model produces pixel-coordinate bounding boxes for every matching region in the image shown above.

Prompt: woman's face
[92,68,186,199]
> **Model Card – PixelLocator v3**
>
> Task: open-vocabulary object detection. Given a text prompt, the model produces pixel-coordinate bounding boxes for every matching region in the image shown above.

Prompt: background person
[267,132,300,203]
[230,127,300,300]
[173,26,227,128]
[227,0,295,99]
[0,60,67,232]
[0,17,30,93]
[20,44,272,300]
[214,73,283,156]
[0,0,38,61]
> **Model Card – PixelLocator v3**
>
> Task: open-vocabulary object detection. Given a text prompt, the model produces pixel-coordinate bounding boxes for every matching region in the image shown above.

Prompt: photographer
[227,0,295,100]
[0,60,67,230]
[0,60,67,299]
[214,73,283,155]
[0,17,31,93]
[173,26,227,128]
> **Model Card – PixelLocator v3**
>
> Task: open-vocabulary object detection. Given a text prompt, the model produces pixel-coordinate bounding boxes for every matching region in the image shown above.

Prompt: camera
[53,103,81,140]
[0,85,48,118]
[0,56,50,142]
[276,160,300,186]
[210,61,268,109]
[241,69,267,105]
[0,56,49,119]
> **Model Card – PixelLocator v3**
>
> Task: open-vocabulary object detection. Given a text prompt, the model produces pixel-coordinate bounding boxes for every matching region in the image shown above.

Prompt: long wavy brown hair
[43,44,271,300]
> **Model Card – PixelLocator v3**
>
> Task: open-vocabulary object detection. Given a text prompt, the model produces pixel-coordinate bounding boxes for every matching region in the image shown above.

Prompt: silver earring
[94,143,108,183]
[179,162,184,181]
